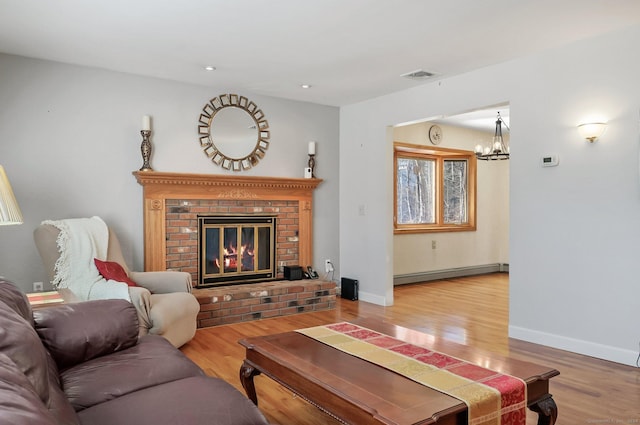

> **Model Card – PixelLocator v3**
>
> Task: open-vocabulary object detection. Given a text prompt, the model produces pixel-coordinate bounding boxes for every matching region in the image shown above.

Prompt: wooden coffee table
[239,319,559,425]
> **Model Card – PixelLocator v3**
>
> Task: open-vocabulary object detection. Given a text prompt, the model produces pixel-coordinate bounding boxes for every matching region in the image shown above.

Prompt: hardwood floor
[181,274,640,424]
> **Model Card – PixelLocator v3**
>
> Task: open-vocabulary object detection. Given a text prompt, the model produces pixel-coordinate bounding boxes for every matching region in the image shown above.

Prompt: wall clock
[428,125,443,145]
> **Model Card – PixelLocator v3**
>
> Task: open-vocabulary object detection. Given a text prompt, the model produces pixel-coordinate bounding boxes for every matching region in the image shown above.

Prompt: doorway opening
[392,104,510,286]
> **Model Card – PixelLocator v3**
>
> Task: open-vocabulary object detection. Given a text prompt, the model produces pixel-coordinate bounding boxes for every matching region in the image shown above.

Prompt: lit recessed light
[301,84,312,89]
[204,66,216,71]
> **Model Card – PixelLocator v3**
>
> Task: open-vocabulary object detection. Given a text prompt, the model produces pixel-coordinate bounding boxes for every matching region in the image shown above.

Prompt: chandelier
[474,112,509,161]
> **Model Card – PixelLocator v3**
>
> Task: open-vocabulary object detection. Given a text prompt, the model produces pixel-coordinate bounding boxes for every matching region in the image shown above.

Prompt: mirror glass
[197,94,270,171]
[210,107,258,159]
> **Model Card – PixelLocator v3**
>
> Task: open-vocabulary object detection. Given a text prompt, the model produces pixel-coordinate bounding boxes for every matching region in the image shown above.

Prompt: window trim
[394,142,477,234]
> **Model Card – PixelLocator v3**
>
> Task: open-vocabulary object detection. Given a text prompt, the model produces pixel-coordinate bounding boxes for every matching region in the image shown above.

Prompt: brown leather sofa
[0,278,269,425]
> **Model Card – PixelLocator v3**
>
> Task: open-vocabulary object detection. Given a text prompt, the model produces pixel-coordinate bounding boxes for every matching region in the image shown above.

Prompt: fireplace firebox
[198,215,276,287]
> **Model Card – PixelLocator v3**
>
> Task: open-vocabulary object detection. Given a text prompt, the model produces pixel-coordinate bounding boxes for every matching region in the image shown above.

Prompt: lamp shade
[578,122,607,142]
[0,166,24,225]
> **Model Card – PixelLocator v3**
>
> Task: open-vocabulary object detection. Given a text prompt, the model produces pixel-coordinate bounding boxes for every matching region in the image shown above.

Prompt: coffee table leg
[530,394,558,425]
[240,361,262,405]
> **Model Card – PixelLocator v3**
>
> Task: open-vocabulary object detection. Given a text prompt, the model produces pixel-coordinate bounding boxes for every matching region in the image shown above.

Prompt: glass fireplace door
[199,216,276,287]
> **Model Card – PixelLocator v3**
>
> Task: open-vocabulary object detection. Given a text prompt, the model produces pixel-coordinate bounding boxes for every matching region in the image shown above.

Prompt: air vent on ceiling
[401,69,436,80]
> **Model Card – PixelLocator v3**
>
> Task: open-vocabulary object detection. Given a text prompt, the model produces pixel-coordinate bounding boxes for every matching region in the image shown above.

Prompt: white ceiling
[1,0,639,109]
[431,105,510,132]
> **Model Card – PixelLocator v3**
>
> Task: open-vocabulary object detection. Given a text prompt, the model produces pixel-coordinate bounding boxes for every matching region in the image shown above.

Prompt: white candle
[308,141,316,155]
[142,115,151,131]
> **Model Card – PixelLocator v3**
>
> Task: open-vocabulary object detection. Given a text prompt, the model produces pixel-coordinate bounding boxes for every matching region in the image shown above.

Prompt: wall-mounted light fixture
[577,122,607,143]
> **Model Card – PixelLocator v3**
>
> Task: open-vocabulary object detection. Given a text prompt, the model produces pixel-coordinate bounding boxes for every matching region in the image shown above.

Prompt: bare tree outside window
[394,143,476,233]
[443,160,467,224]
[396,158,435,224]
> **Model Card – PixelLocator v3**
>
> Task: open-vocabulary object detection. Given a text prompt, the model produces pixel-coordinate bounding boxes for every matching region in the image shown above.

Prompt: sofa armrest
[33,300,139,371]
[129,271,193,294]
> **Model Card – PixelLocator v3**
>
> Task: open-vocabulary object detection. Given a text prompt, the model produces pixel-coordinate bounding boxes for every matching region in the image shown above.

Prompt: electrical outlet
[325,259,334,273]
[33,281,44,292]
[432,240,437,249]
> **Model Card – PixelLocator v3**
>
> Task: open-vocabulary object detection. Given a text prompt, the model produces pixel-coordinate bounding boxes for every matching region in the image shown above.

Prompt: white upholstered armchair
[34,217,200,348]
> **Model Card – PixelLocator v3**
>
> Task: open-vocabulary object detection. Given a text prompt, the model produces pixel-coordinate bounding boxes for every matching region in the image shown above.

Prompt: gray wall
[340,24,640,365]
[0,54,340,292]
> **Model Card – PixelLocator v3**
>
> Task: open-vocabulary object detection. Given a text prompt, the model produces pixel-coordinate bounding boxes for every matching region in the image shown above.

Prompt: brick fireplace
[166,199,296,285]
[133,171,336,327]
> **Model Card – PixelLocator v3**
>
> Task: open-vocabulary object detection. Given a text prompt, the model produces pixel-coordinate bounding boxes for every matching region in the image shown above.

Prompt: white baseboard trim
[394,264,509,286]
[509,325,638,367]
[357,291,392,306]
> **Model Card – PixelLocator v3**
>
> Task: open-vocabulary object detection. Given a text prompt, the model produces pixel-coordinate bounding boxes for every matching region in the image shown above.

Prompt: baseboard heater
[393,263,509,286]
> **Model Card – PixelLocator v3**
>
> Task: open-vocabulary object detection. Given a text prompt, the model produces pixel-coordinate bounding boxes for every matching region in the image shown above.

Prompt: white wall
[340,25,640,365]
[0,54,340,293]
[392,123,509,276]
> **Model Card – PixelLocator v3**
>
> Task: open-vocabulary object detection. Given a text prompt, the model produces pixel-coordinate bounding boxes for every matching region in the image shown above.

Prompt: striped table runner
[296,322,526,425]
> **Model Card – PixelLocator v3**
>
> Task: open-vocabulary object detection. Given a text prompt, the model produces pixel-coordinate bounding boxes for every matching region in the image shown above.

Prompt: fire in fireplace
[198,215,276,287]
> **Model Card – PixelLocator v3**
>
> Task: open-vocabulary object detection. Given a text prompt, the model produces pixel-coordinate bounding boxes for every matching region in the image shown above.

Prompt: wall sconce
[578,122,607,143]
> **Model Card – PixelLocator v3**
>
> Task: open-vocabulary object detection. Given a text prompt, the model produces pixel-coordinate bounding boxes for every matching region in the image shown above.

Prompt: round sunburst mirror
[197,94,270,171]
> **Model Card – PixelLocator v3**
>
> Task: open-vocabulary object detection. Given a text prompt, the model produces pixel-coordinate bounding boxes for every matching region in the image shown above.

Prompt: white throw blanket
[43,216,130,302]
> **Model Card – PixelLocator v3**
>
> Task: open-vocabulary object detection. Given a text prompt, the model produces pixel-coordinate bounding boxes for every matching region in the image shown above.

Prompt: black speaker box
[283,266,303,281]
[341,277,358,301]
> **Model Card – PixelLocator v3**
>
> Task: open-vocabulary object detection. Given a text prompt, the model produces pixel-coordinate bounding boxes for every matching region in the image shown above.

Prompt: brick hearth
[193,279,336,328]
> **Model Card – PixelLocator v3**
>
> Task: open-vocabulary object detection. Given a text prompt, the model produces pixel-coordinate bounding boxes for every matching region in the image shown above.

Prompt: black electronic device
[341,277,358,301]
[283,266,303,281]
[307,266,319,279]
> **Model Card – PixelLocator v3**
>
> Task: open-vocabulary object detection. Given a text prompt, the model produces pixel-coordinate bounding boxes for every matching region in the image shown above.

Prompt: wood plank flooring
[181,273,640,424]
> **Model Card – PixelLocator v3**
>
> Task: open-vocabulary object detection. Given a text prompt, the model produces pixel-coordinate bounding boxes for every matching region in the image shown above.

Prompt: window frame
[394,142,477,234]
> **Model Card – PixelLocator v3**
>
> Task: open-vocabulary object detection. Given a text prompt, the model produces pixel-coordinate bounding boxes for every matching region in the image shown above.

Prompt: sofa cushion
[77,376,269,425]
[60,335,204,411]
[42,351,81,425]
[0,280,79,424]
[0,295,50,405]
[34,299,139,370]
[0,353,57,425]
[0,278,33,323]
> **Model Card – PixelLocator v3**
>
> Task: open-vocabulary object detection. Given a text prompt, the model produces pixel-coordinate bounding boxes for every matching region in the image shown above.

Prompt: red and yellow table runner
[296,322,526,425]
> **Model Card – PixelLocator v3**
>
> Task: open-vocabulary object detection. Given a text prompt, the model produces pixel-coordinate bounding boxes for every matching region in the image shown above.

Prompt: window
[394,142,476,233]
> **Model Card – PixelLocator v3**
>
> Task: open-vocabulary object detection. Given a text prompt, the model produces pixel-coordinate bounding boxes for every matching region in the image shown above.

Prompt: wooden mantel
[133,171,323,272]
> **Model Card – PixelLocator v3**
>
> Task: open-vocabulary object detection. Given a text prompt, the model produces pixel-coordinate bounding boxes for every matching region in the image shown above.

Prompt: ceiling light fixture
[301,84,312,89]
[474,112,510,161]
[204,66,216,71]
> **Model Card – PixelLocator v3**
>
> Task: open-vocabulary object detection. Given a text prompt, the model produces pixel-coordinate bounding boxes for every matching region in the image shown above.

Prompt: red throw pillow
[94,258,138,287]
